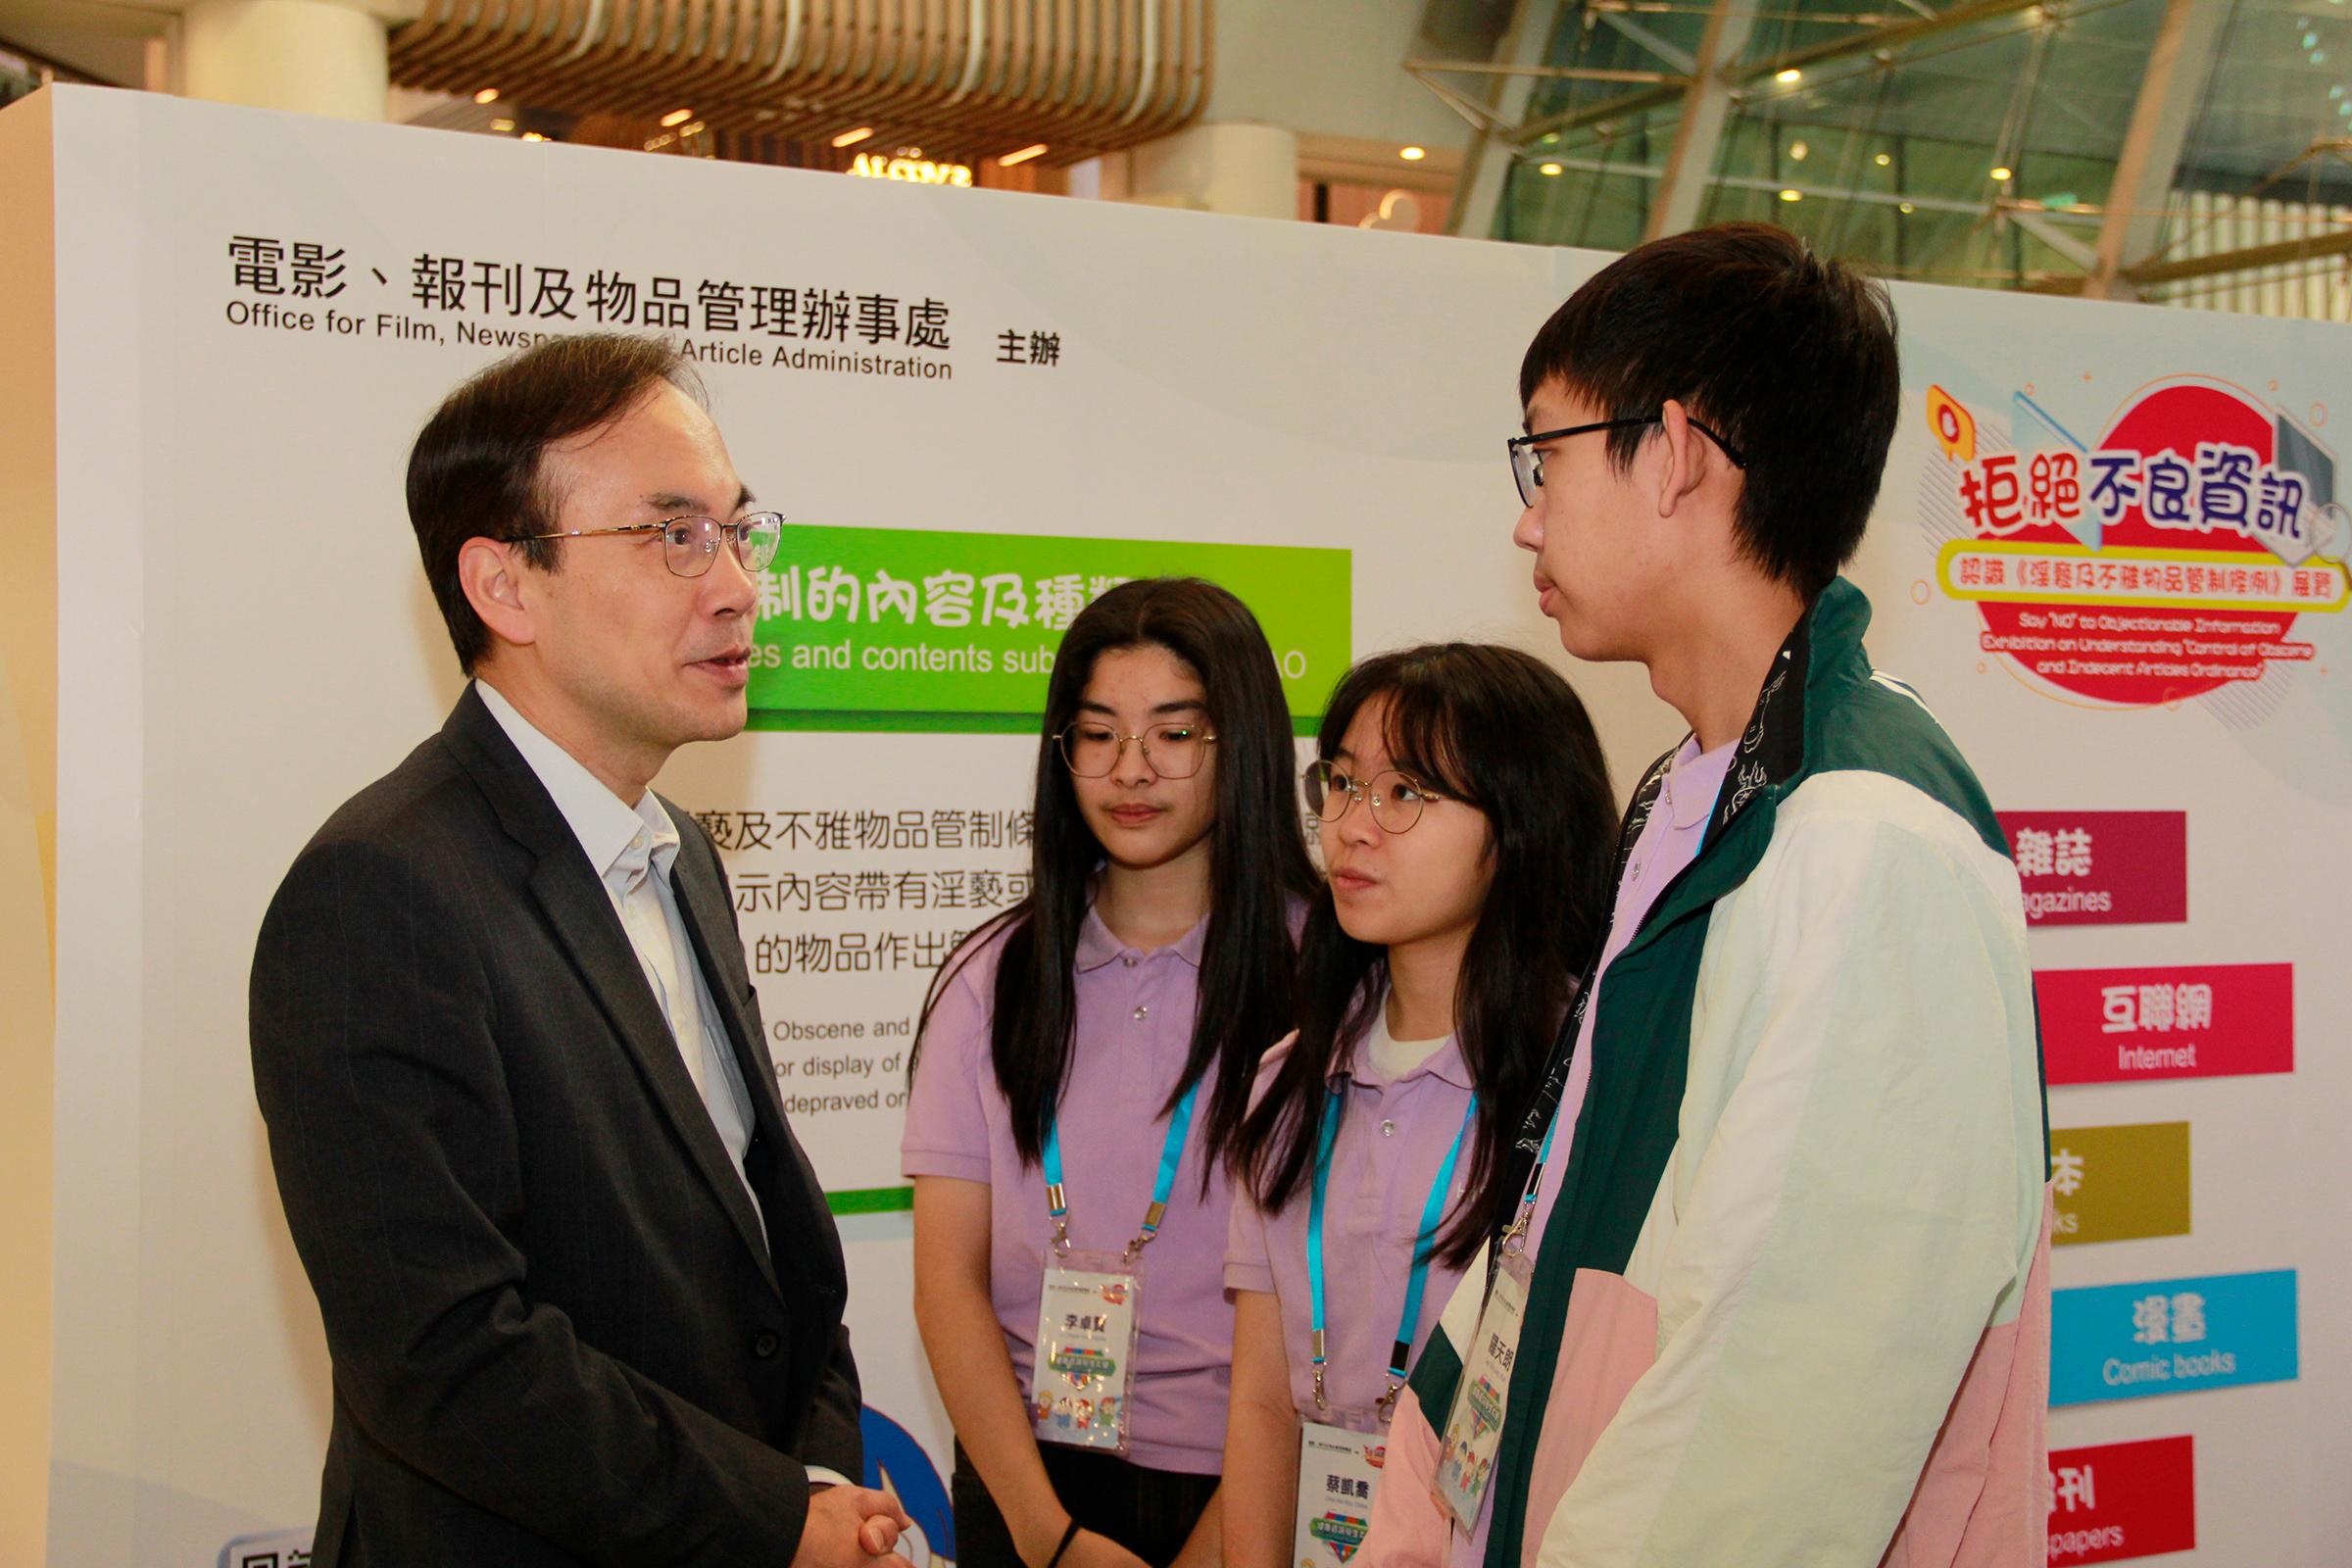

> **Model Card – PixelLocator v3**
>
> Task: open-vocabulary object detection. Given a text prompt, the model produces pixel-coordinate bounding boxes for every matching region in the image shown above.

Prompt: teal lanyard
[1305,1081,1476,1414]
[1043,1077,1202,1261]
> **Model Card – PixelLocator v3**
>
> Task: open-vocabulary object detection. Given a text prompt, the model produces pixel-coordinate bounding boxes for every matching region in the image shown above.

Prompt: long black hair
[913,577,1317,1176]
[1230,643,1614,1268]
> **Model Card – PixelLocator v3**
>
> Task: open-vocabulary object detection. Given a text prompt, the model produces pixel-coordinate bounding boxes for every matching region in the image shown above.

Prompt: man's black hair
[407,333,704,672]
[1521,221,1900,598]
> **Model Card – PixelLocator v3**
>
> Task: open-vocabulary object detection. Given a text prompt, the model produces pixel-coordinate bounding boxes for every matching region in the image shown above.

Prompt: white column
[181,0,390,122]
[1128,122,1298,220]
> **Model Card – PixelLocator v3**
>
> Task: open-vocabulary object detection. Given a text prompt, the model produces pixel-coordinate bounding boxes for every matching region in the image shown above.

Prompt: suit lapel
[441,687,784,1300]
[668,827,849,1305]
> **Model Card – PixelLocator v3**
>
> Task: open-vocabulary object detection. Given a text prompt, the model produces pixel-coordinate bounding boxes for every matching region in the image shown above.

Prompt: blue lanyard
[1305,1081,1476,1413]
[1043,1077,1202,1261]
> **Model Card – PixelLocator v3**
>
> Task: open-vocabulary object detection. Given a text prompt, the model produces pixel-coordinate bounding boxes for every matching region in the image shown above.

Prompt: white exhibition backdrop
[19,83,2348,1567]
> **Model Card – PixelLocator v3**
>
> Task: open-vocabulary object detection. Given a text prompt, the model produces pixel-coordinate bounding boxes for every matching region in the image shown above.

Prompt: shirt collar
[476,679,679,891]
[1074,904,1210,972]
[1331,1005,1475,1092]
[1661,732,1740,832]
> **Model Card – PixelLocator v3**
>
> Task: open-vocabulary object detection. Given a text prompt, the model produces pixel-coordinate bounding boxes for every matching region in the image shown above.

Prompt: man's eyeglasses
[520,513,786,578]
[1302,760,1450,835]
[1507,413,1748,510]
[1057,722,1218,779]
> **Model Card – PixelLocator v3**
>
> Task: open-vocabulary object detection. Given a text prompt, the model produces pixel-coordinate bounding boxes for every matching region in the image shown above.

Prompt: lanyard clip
[1046,1182,1072,1257]
[1376,1379,1400,1424]
[1310,1330,1328,1410]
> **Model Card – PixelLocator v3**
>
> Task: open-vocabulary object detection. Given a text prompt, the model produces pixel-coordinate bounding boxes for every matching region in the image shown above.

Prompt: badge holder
[1032,1242,1144,1456]
[1029,1082,1200,1460]
[1294,1405,1385,1567]
[1293,1086,1477,1565]
[1434,1099,1553,1536]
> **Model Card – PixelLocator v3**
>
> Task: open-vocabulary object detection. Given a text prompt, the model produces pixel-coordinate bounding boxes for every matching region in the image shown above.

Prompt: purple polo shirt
[902,907,1236,1475]
[1227,1023,1478,1421]
[1453,734,1735,1568]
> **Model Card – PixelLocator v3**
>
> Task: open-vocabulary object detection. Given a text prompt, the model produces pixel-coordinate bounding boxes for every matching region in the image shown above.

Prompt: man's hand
[793,1484,914,1568]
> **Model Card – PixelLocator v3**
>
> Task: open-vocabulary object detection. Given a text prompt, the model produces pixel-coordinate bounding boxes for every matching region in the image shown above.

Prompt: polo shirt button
[752,1330,781,1359]
[1133,1005,1150,1020]
[1381,1120,1396,1137]
[1122,955,1137,967]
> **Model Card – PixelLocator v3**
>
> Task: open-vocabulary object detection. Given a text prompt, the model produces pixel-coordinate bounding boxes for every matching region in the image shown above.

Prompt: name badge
[1433,1249,1530,1532]
[1294,1415,1384,1567]
[1031,1250,1143,1455]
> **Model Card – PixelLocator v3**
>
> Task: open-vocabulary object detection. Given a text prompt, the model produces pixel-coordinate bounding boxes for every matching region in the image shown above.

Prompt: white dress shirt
[477,681,760,1215]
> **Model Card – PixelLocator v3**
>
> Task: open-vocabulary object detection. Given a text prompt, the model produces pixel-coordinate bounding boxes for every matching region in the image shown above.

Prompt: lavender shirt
[902,908,1236,1475]
[1227,1019,1478,1421]
[1454,734,1734,1568]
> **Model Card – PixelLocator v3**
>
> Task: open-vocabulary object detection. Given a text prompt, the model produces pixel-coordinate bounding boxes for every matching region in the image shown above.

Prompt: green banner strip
[749,524,1351,735]
[827,1185,916,1215]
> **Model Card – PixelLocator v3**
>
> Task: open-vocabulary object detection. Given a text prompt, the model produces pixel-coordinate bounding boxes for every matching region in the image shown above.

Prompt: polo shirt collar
[1074,903,1209,972]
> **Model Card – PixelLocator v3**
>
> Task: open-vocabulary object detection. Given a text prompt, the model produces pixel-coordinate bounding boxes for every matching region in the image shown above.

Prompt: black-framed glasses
[520,513,786,578]
[1507,413,1748,509]
[1302,760,1450,835]
[1057,721,1218,779]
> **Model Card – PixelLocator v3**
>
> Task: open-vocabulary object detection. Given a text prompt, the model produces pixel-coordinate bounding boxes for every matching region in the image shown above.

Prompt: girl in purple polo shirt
[904,578,1317,1568]
[1219,644,1614,1568]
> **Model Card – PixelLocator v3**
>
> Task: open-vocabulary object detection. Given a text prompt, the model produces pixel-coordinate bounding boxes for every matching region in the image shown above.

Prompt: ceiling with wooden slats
[389,0,1211,164]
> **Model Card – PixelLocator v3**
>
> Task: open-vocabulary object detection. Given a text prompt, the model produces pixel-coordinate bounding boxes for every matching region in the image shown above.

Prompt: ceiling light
[473,87,500,105]
[999,143,1050,166]
[1789,140,1809,161]
[490,118,514,132]
[660,108,694,128]
[1779,188,1802,202]
[1899,202,1915,214]
[831,126,875,148]
[1399,146,1427,162]
[1540,162,1563,176]
[1990,165,2014,181]
[521,131,547,142]
[1874,151,1891,167]
[1775,68,1802,84]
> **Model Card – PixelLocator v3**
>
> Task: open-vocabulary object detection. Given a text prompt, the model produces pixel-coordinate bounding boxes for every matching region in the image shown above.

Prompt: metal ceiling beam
[1643,0,1751,240]
[1443,0,1556,239]
[1730,0,2043,87]
[1597,11,1695,76]
[2084,0,2232,302]
[1405,59,1686,87]
[2122,225,2352,288]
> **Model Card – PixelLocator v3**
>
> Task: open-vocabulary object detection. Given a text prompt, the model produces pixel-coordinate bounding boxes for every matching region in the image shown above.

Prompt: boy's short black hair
[1520,221,1900,598]
[406,333,703,672]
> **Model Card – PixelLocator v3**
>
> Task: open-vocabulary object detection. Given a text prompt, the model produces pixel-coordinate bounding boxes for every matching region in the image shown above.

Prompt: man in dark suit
[252,333,910,1568]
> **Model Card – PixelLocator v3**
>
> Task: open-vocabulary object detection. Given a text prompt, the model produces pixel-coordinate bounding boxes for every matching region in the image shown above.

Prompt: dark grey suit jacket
[252,684,862,1567]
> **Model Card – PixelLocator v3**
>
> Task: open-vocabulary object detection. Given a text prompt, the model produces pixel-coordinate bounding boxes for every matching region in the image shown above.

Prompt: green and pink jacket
[1363,580,2053,1568]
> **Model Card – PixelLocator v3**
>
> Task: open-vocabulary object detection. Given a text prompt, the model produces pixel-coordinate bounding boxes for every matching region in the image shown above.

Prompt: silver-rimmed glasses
[1057,722,1217,778]
[520,513,786,578]
[1302,760,1450,834]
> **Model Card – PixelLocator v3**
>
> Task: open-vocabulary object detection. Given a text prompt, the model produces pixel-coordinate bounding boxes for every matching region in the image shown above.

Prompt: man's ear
[1652,399,1712,521]
[459,536,540,652]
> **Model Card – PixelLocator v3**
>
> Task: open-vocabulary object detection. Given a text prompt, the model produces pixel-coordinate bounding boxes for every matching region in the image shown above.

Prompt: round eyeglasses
[520,513,786,578]
[1057,721,1217,779]
[1302,760,1450,834]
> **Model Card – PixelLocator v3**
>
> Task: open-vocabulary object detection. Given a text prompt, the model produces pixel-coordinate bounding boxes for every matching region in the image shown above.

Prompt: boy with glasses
[1361,223,2050,1568]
